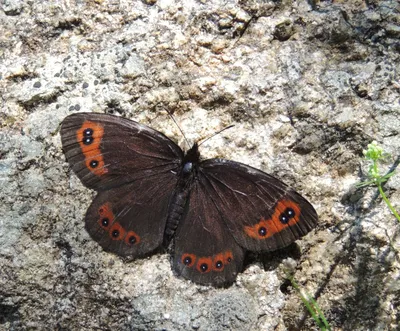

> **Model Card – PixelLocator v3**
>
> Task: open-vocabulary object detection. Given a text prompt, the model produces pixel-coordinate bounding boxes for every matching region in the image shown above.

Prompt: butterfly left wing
[199,159,318,253]
[173,179,245,286]
[60,113,184,257]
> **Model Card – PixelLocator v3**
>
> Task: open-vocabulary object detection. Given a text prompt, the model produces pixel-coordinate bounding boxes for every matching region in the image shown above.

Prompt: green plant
[287,274,331,330]
[357,141,400,222]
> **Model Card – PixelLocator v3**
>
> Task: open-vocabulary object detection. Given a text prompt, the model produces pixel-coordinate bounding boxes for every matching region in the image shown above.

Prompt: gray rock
[2,0,24,16]
[1,0,399,330]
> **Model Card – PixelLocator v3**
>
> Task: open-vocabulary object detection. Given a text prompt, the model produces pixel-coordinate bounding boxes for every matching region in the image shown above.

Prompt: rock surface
[1,0,399,330]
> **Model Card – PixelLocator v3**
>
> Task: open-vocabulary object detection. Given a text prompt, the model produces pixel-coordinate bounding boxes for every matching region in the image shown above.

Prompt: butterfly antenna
[164,109,191,149]
[198,124,235,147]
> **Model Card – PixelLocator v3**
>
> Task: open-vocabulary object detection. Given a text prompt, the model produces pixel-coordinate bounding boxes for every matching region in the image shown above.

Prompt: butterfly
[60,113,318,286]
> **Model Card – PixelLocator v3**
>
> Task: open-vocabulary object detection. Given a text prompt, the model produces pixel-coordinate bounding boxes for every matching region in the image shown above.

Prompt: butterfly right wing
[199,159,318,253]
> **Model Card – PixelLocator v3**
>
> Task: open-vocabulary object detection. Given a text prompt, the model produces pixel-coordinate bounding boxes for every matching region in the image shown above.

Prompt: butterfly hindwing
[199,160,318,252]
[61,113,183,190]
[173,179,245,286]
[85,172,179,257]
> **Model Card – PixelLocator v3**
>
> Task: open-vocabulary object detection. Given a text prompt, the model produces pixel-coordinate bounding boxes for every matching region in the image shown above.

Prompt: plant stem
[378,183,400,222]
[287,274,331,330]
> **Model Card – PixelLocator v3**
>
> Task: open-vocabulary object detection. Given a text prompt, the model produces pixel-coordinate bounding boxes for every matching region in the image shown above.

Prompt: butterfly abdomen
[164,179,191,242]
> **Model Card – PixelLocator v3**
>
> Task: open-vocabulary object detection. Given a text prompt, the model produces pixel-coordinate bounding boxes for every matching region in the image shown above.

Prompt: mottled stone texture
[1,0,399,330]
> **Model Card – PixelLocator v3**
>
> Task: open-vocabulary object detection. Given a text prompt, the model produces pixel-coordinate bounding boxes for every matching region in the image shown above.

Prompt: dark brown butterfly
[60,113,318,286]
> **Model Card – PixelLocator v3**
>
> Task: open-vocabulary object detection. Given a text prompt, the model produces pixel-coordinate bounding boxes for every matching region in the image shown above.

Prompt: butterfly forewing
[61,113,183,190]
[199,160,318,252]
[173,179,245,286]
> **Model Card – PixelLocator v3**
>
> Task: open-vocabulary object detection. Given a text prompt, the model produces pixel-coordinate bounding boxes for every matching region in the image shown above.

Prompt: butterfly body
[163,143,200,241]
[61,113,318,286]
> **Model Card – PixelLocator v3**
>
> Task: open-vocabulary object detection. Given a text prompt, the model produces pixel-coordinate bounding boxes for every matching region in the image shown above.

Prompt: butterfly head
[183,143,200,164]
[180,143,200,177]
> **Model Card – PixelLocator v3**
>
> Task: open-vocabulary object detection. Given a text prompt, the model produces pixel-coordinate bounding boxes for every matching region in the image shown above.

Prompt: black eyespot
[128,236,136,244]
[227,257,232,263]
[184,256,192,265]
[101,218,109,227]
[83,136,94,145]
[258,226,267,236]
[90,160,99,168]
[215,261,223,269]
[200,263,208,272]
[112,229,119,238]
[83,128,93,136]
[286,208,295,218]
[279,214,289,224]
